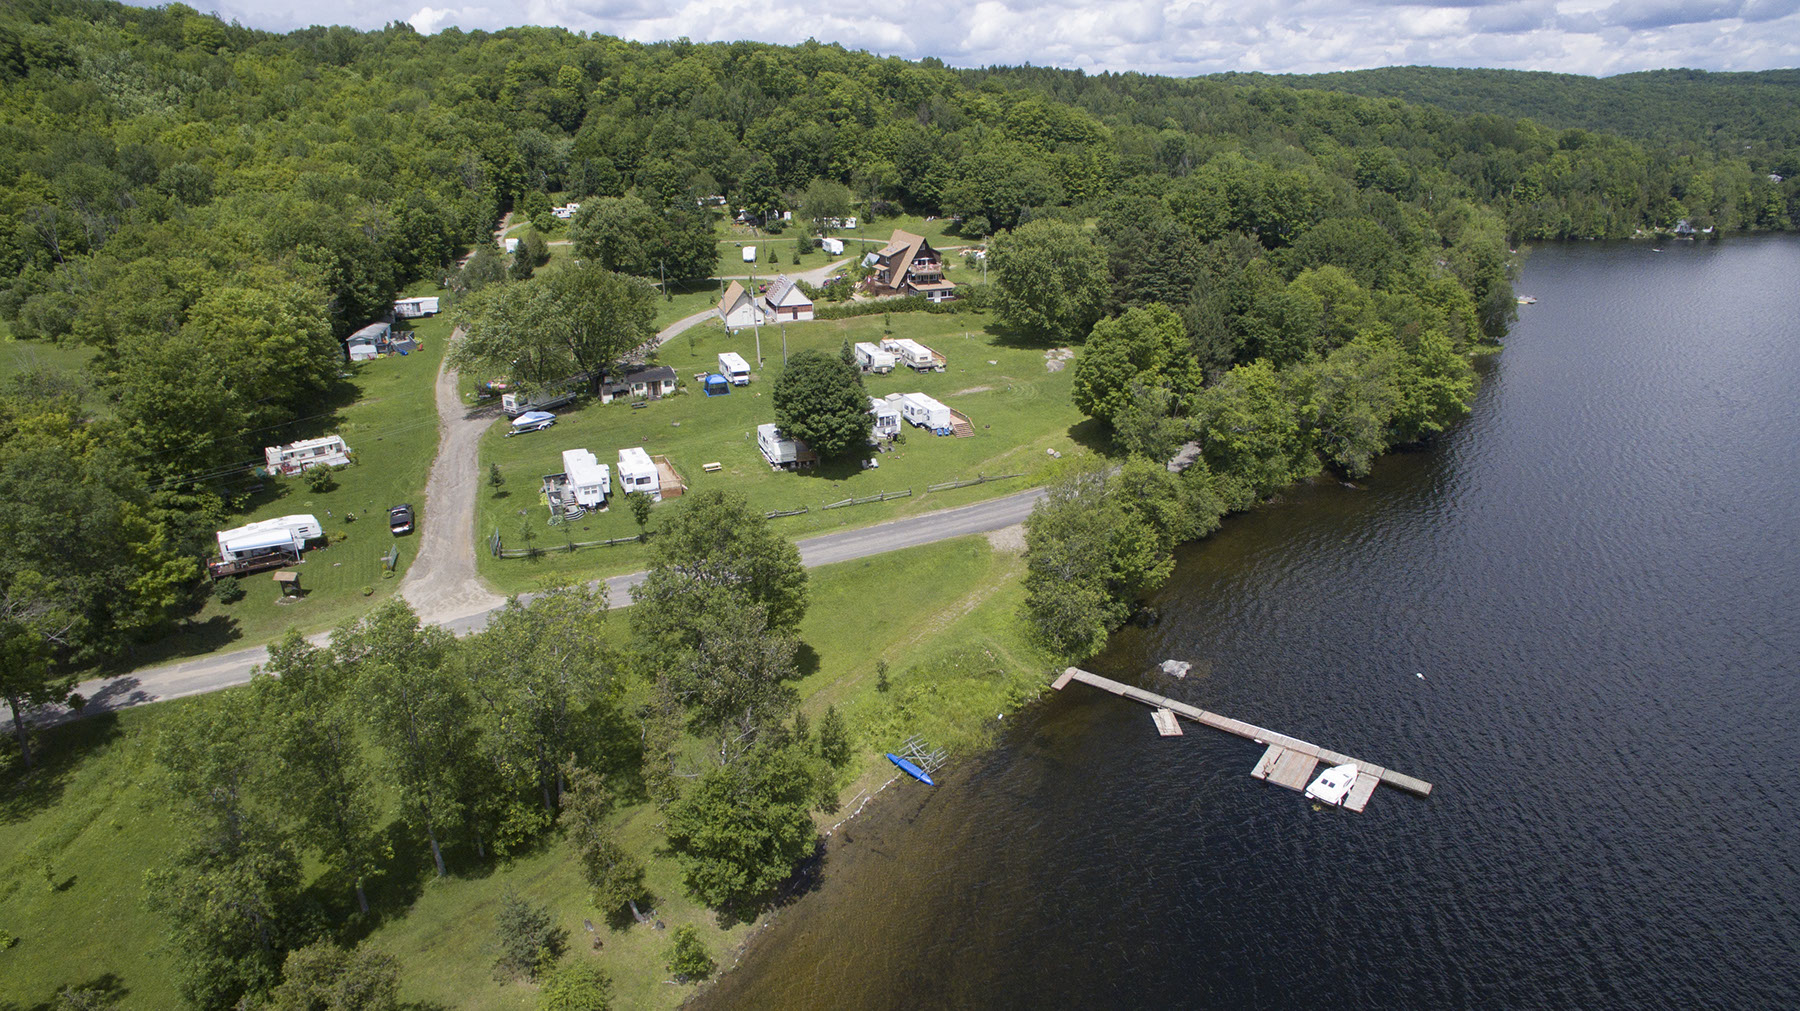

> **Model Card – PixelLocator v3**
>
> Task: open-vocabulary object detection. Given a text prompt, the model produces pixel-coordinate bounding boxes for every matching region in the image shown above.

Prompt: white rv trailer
[898,393,953,433]
[854,342,896,374]
[560,449,611,508]
[264,436,351,476]
[718,352,752,385]
[879,338,944,372]
[393,296,440,318]
[742,245,757,263]
[820,237,845,255]
[617,447,661,501]
[215,514,323,564]
[756,423,818,469]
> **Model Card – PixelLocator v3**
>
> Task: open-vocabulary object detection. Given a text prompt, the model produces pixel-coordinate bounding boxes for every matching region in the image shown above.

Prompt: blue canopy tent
[703,373,732,396]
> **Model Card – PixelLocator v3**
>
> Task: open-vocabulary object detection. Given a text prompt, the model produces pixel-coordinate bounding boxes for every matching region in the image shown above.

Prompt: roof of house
[622,365,677,384]
[719,281,755,317]
[763,275,811,308]
[350,322,390,341]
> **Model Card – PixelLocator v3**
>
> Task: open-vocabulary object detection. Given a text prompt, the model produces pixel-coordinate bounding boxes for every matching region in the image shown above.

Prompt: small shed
[618,447,661,500]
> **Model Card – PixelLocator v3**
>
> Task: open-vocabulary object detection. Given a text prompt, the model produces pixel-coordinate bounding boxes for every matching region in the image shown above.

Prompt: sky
[162,0,1800,77]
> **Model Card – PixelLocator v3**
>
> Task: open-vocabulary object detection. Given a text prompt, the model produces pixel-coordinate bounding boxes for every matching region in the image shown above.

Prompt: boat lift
[887,735,947,786]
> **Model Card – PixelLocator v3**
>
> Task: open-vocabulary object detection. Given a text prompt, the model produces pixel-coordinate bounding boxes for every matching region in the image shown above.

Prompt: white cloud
[142,1,1800,76]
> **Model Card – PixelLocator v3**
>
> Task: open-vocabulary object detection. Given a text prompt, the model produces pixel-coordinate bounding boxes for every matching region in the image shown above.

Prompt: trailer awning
[219,528,300,554]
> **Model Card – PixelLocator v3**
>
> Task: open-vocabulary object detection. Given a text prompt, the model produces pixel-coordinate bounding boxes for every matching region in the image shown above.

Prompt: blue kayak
[886,753,936,786]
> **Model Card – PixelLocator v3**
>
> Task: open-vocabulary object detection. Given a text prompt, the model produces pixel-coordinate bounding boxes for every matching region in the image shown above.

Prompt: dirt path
[398,339,505,626]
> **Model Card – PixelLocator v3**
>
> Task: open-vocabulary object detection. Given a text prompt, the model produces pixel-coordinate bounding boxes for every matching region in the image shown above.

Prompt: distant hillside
[1212,67,1800,173]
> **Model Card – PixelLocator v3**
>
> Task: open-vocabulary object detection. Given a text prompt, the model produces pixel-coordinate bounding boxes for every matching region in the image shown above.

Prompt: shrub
[217,580,247,604]
[538,961,613,1011]
[305,466,337,493]
[360,585,374,596]
[493,890,567,982]
[666,925,714,982]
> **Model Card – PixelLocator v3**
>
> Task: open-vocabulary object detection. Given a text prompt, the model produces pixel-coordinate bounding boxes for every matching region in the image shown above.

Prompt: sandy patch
[985,523,1027,554]
[954,385,994,395]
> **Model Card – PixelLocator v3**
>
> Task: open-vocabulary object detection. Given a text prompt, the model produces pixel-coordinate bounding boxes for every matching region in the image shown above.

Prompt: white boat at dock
[1304,763,1359,806]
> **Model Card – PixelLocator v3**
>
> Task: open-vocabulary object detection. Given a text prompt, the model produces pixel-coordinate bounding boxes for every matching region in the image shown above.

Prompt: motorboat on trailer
[1304,763,1359,806]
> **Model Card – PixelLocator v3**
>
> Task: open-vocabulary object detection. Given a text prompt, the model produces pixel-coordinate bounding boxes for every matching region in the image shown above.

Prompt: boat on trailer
[886,752,936,786]
[1304,763,1359,806]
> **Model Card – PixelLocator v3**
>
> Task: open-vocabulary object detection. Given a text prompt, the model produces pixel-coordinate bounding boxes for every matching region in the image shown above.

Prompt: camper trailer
[880,338,945,372]
[854,342,896,374]
[821,237,845,255]
[265,436,351,476]
[617,447,661,501]
[899,393,953,434]
[211,514,323,577]
[561,449,611,508]
[757,423,818,470]
[869,397,902,439]
[742,245,757,263]
[718,352,752,385]
[393,296,440,318]
[756,424,811,469]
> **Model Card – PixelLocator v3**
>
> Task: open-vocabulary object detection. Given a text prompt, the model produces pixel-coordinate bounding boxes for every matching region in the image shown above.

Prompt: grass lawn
[128,314,450,669]
[0,536,1053,1011]
[473,311,1100,595]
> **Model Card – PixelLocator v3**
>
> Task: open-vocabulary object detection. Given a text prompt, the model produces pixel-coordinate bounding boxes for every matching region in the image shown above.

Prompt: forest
[3,1,1799,1006]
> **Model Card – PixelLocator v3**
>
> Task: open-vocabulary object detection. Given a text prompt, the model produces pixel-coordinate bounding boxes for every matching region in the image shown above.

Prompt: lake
[696,235,1800,1010]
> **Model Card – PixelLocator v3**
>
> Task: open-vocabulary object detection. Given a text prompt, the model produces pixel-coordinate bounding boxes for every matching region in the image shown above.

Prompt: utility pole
[781,321,788,366]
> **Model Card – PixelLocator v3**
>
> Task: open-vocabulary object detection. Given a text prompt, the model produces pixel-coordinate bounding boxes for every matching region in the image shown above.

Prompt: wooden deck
[1052,667,1433,812]
[1151,709,1183,736]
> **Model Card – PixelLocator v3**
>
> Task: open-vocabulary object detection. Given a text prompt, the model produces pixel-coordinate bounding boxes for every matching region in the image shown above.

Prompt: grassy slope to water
[475,310,1090,594]
[0,536,1051,1010]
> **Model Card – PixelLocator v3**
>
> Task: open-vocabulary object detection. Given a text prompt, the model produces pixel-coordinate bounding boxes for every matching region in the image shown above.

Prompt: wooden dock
[1052,667,1431,812]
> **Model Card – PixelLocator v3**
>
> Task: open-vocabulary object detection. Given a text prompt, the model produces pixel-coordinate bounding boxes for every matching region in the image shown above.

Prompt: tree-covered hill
[1211,65,1800,172]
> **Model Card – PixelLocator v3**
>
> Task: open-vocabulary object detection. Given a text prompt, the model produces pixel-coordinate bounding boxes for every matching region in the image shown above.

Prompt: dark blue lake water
[698,236,1800,1010]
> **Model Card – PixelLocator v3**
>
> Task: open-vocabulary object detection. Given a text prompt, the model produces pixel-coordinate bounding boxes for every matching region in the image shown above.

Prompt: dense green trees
[772,349,874,459]
[988,219,1108,343]
[450,262,658,390]
[569,195,714,279]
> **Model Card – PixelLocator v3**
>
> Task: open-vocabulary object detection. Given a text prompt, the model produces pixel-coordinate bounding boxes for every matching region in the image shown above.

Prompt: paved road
[39,485,1046,724]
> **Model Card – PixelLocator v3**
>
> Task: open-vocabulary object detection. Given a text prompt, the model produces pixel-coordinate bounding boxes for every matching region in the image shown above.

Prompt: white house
[756,423,818,469]
[869,396,902,439]
[561,449,611,508]
[821,237,845,255]
[762,275,814,321]
[718,282,764,329]
[265,436,351,476]
[854,342,896,373]
[215,514,322,564]
[880,338,945,372]
[617,447,661,500]
[898,392,953,433]
[718,351,752,385]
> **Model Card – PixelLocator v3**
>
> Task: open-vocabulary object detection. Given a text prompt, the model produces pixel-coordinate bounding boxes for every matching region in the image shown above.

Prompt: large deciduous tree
[664,738,827,916]
[1069,303,1203,426]
[450,262,656,391]
[771,349,872,460]
[569,195,714,280]
[988,218,1108,343]
[336,599,470,878]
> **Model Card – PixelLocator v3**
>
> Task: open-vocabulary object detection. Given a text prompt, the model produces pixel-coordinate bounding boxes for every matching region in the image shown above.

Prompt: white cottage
[561,449,611,508]
[718,281,764,329]
[898,392,953,433]
[869,396,902,438]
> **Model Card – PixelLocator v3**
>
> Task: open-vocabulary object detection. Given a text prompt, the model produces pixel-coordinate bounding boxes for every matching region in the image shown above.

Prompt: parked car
[389,504,414,535]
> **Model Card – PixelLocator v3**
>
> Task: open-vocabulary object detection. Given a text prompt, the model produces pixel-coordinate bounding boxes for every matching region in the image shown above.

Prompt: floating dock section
[1052,667,1431,813]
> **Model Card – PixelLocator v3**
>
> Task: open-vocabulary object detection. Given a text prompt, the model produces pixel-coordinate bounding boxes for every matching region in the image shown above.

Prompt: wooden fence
[491,528,645,558]
[821,488,913,510]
